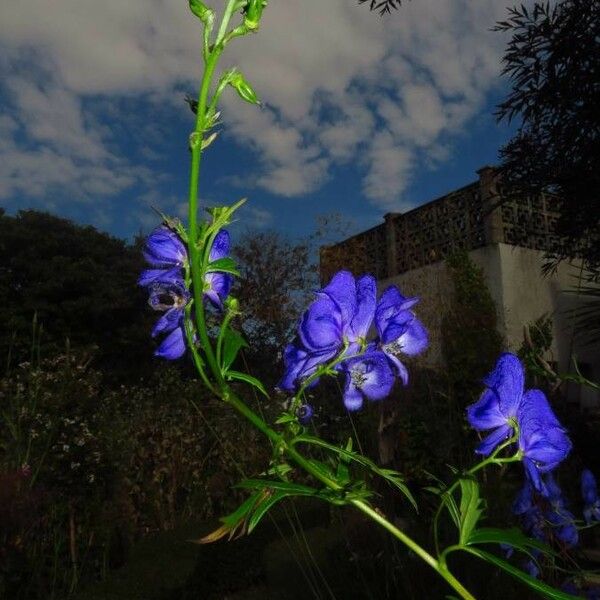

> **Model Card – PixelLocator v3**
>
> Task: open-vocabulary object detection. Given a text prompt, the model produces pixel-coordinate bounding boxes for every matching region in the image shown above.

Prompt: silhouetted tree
[495,0,600,269]
[232,230,316,382]
[0,209,153,380]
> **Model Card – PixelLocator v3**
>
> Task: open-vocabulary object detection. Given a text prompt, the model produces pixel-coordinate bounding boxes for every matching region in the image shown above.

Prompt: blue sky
[0,0,517,244]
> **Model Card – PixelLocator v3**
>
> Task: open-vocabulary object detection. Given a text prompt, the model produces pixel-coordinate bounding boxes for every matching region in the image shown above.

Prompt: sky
[0,0,518,244]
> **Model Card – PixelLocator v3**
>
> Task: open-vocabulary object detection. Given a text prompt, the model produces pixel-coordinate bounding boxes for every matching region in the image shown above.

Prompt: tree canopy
[0,209,153,379]
[495,0,600,268]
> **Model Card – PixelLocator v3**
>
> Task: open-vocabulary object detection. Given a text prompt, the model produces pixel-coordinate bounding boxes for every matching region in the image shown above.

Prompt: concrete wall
[380,243,600,407]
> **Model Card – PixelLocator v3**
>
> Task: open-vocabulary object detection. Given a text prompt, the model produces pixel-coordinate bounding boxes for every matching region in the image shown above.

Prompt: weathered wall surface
[380,243,600,406]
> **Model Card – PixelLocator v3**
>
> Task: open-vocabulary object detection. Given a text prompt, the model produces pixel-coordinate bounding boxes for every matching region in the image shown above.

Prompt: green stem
[222,386,475,599]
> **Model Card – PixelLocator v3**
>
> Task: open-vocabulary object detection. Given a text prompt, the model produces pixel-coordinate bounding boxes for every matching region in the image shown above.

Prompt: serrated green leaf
[237,478,319,496]
[226,370,269,397]
[458,478,483,545]
[220,491,263,528]
[275,413,296,425]
[462,547,580,600]
[221,327,247,371]
[293,434,417,511]
[440,490,461,530]
[467,527,555,560]
[207,257,240,277]
[247,490,287,533]
[336,461,350,485]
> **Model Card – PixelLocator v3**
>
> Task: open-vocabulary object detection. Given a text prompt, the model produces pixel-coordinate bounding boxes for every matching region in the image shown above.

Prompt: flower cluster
[279,270,428,411]
[510,475,578,579]
[467,353,571,492]
[582,469,600,525]
[138,226,232,359]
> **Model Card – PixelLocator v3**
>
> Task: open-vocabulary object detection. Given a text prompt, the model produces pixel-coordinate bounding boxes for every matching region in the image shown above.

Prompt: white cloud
[0,0,511,212]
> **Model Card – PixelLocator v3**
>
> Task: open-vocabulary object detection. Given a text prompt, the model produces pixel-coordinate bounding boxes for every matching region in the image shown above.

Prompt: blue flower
[139,225,234,359]
[513,476,578,551]
[466,354,571,490]
[204,229,233,309]
[341,350,395,411]
[467,353,525,456]
[581,469,600,524]
[147,281,190,360]
[296,404,314,425]
[374,286,428,385]
[517,390,572,493]
[138,226,187,287]
[298,271,376,357]
[279,271,376,391]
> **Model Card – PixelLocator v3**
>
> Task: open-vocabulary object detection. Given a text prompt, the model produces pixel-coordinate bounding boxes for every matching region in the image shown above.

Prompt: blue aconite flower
[582,469,600,524]
[139,225,233,360]
[467,353,571,491]
[279,271,376,391]
[467,353,526,455]
[204,230,233,308]
[147,281,190,359]
[341,350,395,411]
[375,286,428,385]
[517,390,572,492]
[138,226,187,287]
[279,270,428,410]
[513,477,578,551]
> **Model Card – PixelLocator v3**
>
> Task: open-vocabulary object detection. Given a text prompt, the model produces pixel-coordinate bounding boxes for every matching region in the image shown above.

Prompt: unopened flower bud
[230,71,260,105]
[189,0,214,25]
[244,0,268,31]
[296,404,314,425]
[225,296,240,314]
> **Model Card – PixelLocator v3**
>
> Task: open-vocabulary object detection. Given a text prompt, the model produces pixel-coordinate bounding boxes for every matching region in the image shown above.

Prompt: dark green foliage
[495,0,600,269]
[441,251,504,404]
[0,209,153,381]
[232,230,315,384]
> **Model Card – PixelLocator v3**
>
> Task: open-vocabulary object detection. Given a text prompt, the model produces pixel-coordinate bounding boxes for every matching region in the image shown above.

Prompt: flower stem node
[296,404,314,426]
[189,0,215,26]
[229,70,261,105]
[189,131,202,151]
[243,0,268,31]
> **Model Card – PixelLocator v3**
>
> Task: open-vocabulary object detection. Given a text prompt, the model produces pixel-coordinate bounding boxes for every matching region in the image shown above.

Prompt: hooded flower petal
[518,389,571,474]
[152,306,183,338]
[209,229,230,262]
[484,353,525,419]
[317,271,358,335]
[204,272,233,309]
[138,266,184,288]
[155,326,186,360]
[475,423,513,456]
[467,353,528,457]
[299,295,343,353]
[467,388,508,432]
[347,275,376,341]
[143,226,187,267]
[342,351,395,411]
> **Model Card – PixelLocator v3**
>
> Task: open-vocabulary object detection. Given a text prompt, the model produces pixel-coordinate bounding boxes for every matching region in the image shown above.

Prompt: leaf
[458,478,483,545]
[236,479,319,496]
[247,490,287,533]
[192,491,263,543]
[440,490,461,531]
[462,547,581,600]
[207,257,240,277]
[293,434,417,511]
[226,370,269,397]
[221,327,247,371]
[467,527,555,560]
[274,413,296,425]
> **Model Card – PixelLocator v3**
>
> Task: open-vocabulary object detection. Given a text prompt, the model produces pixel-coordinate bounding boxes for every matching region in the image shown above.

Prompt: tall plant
[136,2,599,598]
